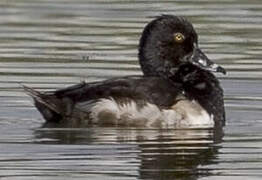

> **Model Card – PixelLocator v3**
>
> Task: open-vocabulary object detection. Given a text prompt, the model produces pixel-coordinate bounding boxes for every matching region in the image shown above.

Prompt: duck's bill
[190,48,226,75]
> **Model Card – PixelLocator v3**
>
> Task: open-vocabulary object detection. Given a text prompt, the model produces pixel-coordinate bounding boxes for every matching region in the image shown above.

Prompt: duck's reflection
[34,122,223,179]
[117,127,222,180]
[138,129,222,180]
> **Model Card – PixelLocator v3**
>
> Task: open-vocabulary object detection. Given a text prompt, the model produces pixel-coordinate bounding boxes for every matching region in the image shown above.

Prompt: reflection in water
[138,130,222,180]
[35,124,223,179]
[1,0,262,179]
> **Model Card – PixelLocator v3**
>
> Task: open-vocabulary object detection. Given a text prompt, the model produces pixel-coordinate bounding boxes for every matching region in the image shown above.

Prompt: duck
[24,15,226,128]
[139,15,226,77]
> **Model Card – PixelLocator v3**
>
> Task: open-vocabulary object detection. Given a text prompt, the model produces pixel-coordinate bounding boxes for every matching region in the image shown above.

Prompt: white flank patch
[86,98,214,128]
[172,100,214,128]
[89,98,179,127]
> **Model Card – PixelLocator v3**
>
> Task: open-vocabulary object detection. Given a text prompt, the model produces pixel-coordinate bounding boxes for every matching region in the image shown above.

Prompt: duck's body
[24,63,224,128]
[24,15,226,128]
[25,76,183,128]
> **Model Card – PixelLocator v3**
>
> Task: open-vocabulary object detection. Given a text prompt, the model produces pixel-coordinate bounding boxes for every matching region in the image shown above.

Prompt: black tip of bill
[190,47,227,75]
[216,66,227,75]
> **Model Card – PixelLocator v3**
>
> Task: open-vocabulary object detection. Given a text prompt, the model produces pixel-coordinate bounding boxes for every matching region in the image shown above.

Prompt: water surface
[0,0,262,179]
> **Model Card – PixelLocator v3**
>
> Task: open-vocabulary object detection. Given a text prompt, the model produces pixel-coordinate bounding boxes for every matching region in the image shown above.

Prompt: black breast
[171,63,225,126]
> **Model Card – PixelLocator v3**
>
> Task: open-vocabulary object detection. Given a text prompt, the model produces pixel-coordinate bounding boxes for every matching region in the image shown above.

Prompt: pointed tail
[23,85,63,122]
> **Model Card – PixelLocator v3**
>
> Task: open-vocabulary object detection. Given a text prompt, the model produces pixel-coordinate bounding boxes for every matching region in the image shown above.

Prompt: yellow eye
[174,33,185,43]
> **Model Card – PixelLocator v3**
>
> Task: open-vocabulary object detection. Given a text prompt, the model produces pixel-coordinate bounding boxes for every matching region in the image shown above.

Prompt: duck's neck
[140,58,180,78]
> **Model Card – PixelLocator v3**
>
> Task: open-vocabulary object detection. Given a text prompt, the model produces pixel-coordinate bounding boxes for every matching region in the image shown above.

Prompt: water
[0,0,262,179]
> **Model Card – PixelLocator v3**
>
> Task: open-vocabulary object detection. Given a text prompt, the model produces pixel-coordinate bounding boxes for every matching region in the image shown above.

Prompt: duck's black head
[139,15,226,77]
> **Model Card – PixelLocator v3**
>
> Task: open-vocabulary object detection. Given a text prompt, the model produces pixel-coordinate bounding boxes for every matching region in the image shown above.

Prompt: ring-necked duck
[24,15,226,128]
[139,15,226,77]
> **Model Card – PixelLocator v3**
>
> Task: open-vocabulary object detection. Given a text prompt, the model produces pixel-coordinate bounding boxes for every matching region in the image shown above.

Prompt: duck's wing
[24,76,183,122]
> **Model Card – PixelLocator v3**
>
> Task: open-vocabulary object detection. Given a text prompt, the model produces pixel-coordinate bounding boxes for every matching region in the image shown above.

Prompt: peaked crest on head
[138,14,226,77]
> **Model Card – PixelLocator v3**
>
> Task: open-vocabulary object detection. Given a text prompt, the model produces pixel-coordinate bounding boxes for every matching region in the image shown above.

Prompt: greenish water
[0,0,262,179]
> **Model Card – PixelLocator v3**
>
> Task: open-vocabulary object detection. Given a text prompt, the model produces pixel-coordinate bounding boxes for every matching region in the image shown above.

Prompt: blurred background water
[0,0,262,179]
